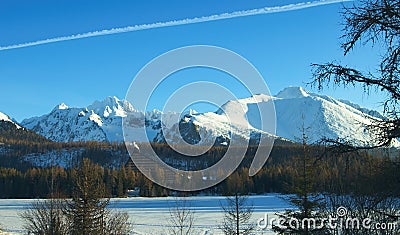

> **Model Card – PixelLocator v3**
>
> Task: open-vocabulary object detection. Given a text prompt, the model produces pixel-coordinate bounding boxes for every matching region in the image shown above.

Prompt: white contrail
[0,0,350,51]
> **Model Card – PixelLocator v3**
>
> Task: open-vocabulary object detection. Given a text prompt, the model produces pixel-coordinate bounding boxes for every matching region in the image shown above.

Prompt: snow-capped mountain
[153,94,278,146]
[163,86,398,147]
[0,111,22,129]
[21,97,162,143]
[20,87,399,147]
[273,87,393,146]
[0,111,50,144]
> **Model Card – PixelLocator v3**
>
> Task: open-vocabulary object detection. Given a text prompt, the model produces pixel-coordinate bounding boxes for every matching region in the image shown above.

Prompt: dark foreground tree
[220,192,254,235]
[324,194,400,235]
[102,209,131,235]
[273,125,328,235]
[168,196,196,235]
[20,198,68,235]
[21,158,131,235]
[312,0,400,149]
[311,0,400,233]
[63,158,108,234]
[63,158,131,235]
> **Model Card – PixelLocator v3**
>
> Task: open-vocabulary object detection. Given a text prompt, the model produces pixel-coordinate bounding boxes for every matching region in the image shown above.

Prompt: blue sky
[0,0,386,121]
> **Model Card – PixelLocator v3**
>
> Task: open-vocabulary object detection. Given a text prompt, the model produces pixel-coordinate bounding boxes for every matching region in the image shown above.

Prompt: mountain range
[1,86,398,147]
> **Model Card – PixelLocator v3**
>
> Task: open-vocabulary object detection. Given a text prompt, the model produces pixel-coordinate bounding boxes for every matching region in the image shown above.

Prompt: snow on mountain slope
[337,99,386,120]
[274,87,398,146]
[20,87,399,147]
[21,97,161,143]
[276,86,310,99]
[179,86,398,147]
[0,112,11,122]
[154,93,280,146]
[0,111,22,129]
[0,111,50,145]
[22,105,107,142]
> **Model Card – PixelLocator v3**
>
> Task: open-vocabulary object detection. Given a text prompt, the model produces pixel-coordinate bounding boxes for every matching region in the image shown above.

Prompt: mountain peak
[0,111,11,122]
[276,86,310,99]
[104,96,120,104]
[89,96,121,109]
[55,103,69,110]
[88,96,130,118]
[0,111,22,129]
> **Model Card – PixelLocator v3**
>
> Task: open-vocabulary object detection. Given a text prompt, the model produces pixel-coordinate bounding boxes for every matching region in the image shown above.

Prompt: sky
[0,0,387,121]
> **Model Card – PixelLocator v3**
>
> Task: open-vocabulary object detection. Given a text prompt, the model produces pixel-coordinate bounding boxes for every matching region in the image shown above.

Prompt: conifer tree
[273,123,328,234]
[63,158,130,235]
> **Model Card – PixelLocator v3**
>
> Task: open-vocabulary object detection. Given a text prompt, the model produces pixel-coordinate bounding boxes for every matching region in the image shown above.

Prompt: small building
[127,187,140,197]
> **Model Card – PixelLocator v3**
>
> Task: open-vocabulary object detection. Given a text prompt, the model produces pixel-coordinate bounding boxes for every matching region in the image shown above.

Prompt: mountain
[273,87,393,146]
[19,87,399,147]
[0,111,21,129]
[153,94,279,146]
[21,97,162,143]
[20,96,279,145]
[167,86,398,147]
[0,111,49,143]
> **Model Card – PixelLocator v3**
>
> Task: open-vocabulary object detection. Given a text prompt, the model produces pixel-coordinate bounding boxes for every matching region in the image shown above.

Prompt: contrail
[0,0,350,51]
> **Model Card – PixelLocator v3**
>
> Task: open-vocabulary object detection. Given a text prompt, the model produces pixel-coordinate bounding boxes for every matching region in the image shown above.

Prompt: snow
[89,111,103,127]
[21,106,109,142]
[0,112,11,122]
[276,86,309,99]
[88,96,127,118]
[338,99,386,120]
[22,149,83,168]
[161,111,181,129]
[21,148,127,168]
[271,87,399,146]
[19,87,400,147]
[103,106,112,117]
[132,142,140,152]
[0,195,291,235]
[56,103,69,110]
[0,112,22,129]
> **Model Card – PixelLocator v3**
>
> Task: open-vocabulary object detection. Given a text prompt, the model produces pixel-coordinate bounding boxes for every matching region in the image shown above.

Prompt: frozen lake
[0,194,291,235]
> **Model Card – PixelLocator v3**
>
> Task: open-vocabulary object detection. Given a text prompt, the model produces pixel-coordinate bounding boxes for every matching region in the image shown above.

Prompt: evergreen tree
[63,158,109,235]
[63,158,130,235]
[273,124,328,234]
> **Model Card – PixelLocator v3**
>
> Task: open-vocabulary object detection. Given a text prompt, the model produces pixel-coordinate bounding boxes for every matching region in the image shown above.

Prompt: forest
[0,141,398,198]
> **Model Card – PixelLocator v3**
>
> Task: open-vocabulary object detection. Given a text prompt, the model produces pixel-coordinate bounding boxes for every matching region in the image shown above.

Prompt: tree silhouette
[273,122,327,235]
[20,198,68,235]
[63,158,130,235]
[312,0,400,149]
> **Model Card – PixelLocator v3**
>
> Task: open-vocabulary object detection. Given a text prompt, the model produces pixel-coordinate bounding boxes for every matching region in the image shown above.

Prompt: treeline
[0,164,140,198]
[1,145,399,198]
[0,121,49,144]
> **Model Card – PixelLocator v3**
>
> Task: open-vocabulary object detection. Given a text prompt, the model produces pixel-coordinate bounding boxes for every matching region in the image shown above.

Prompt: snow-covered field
[0,194,291,235]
